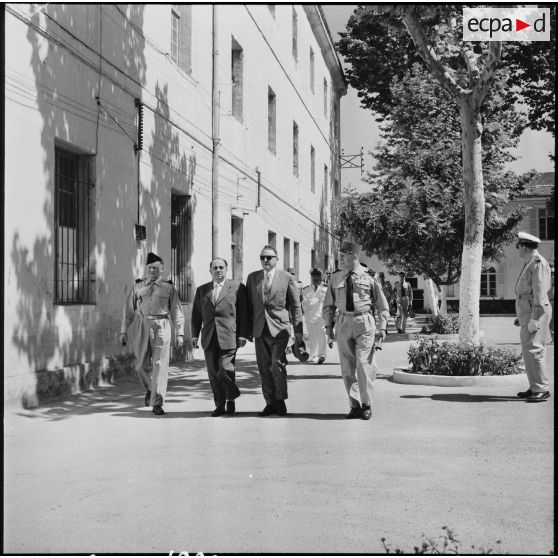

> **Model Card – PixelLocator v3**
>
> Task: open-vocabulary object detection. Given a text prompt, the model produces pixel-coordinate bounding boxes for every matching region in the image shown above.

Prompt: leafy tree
[337,5,556,136]
[334,62,531,318]
[335,5,529,344]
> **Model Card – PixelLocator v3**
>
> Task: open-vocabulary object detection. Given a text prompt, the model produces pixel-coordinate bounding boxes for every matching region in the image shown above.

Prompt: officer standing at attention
[323,241,389,420]
[120,252,184,415]
[514,232,552,402]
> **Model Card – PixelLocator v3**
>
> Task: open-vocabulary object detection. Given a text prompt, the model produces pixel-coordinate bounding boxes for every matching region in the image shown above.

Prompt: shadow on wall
[9,5,149,407]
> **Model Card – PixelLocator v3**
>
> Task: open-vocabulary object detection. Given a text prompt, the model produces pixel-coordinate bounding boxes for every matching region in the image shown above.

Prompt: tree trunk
[439,284,448,316]
[423,277,439,316]
[458,98,485,344]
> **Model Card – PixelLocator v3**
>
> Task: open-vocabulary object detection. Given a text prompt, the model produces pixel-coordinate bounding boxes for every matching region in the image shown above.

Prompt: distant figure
[378,272,395,331]
[120,252,184,416]
[301,268,328,364]
[191,257,250,416]
[246,246,303,416]
[394,271,413,334]
[514,232,552,402]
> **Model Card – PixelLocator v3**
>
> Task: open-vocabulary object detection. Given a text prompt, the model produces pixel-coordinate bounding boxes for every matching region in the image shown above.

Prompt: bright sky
[321,4,555,192]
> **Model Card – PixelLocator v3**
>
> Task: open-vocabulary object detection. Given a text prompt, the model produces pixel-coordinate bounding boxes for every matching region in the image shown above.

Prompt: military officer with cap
[514,232,552,402]
[301,267,328,364]
[120,252,185,415]
[323,240,390,420]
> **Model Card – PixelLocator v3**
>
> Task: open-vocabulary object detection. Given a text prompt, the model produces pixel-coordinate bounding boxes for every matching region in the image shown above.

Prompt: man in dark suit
[191,257,250,416]
[246,245,303,416]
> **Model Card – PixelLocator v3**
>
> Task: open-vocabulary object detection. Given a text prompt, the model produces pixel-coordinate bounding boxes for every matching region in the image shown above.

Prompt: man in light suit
[514,231,552,402]
[246,245,303,416]
[191,257,250,416]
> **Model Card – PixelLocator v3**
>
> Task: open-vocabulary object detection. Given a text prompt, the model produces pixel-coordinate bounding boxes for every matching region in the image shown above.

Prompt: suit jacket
[246,268,303,338]
[191,279,250,350]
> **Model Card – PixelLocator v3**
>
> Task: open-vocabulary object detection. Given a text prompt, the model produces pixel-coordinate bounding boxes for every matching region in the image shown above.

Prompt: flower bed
[407,338,522,376]
[420,313,460,335]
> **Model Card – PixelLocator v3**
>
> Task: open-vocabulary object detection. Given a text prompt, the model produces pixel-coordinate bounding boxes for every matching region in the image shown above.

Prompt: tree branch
[401,8,468,100]
[473,41,502,108]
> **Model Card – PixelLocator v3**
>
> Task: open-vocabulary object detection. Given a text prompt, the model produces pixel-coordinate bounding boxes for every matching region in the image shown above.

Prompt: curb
[393,367,526,387]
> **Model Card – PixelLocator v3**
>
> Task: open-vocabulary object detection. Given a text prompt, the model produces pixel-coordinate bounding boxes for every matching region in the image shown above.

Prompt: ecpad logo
[463,7,550,41]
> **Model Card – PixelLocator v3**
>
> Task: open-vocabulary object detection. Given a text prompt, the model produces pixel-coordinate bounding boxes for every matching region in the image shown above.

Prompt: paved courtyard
[3,317,554,555]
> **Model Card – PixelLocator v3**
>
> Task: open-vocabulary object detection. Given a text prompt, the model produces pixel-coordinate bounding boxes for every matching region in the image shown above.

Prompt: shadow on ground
[401,394,527,403]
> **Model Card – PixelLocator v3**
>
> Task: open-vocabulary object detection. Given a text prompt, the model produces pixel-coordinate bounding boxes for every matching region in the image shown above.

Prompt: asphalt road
[3,317,554,555]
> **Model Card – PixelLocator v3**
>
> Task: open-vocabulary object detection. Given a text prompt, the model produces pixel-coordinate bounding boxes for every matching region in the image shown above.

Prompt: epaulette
[135,278,144,283]
[166,280,173,285]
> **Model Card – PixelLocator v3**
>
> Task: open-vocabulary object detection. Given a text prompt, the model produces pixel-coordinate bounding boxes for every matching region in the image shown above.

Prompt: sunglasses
[260,255,276,261]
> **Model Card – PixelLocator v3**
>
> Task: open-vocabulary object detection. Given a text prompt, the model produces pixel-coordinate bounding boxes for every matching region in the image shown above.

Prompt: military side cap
[517,231,541,245]
[339,240,362,254]
[310,267,323,275]
[146,252,163,265]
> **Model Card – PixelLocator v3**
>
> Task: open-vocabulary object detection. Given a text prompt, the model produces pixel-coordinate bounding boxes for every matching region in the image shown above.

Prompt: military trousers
[138,318,171,407]
[255,323,290,403]
[204,333,240,408]
[518,304,552,393]
[336,312,377,407]
[306,319,327,360]
[396,297,410,332]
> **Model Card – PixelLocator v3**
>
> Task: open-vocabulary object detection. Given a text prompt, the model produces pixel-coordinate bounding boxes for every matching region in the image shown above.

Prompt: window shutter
[178,5,192,74]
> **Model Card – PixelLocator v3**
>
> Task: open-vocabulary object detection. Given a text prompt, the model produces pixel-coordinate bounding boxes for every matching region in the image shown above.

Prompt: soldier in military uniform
[323,241,389,420]
[394,271,413,333]
[120,252,185,415]
[514,232,552,402]
[301,267,328,364]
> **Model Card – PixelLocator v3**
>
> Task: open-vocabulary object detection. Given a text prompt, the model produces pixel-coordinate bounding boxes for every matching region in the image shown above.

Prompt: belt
[339,310,370,317]
[144,314,169,320]
[517,295,534,300]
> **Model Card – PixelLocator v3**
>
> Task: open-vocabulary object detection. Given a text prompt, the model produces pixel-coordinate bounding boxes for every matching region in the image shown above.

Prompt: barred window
[268,87,276,155]
[54,147,95,304]
[171,194,193,302]
[171,5,192,73]
[231,37,244,121]
[481,267,497,297]
[539,207,554,240]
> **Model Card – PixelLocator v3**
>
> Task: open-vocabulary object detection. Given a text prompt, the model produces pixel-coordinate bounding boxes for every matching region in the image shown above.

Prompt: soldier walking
[301,267,328,364]
[120,252,184,415]
[323,241,389,420]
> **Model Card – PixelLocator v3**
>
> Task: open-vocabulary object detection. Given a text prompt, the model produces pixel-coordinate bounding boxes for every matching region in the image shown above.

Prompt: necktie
[213,283,222,303]
[264,272,271,298]
[346,272,355,311]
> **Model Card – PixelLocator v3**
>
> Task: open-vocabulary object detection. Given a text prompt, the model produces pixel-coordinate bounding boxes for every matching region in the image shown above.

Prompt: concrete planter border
[402,331,485,341]
[393,367,525,387]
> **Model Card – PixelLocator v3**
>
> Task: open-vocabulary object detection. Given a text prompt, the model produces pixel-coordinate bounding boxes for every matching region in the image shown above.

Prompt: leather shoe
[258,403,276,417]
[226,401,235,415]
[152,405,165,416]
[275,400,287,416]
[211,406,226,417]
[517,389,533,398]
[345,407,362,419]
[361,405,372,420]
[144,390,151,406]
[526,391,550,402]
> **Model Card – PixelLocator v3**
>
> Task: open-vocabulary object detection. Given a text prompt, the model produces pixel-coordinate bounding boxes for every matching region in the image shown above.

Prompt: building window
[171,194,193,302]
[334,179,339,198]
[539,207,555,240]
[268,4,275,18]
[284,237,291,269]
[309,47,315,93]
[231,37,243,121]
[310,145,315,192]
[323,78,328,117]
[171,5,192,73]
[311,248,317,268]
[324,254,329,272]
[293,121,299,177]
[324,164,329,202]
[54,147,95,305]
[268,230,277,249]
[294,241,300,278]
[480,267,497,297]
[268,86,276,155]
[292,7,298,62]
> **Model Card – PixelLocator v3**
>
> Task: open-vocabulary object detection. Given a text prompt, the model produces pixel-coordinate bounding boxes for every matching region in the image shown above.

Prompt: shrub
[420,312,460,334]
[407,338,522,376]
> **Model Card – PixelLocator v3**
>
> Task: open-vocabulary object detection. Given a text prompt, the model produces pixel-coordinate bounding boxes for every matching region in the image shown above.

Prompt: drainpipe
[211,5,220,258]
